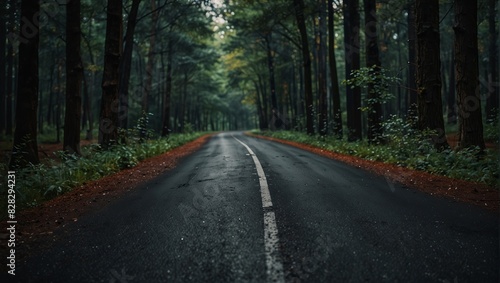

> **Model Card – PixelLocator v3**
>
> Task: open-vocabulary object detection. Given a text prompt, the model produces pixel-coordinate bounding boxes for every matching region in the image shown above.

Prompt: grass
[0,132,206,219]
[254,118,499,189]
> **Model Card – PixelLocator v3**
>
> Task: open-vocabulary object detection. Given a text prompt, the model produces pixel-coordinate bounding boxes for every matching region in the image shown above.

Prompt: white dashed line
[232,135,285,283]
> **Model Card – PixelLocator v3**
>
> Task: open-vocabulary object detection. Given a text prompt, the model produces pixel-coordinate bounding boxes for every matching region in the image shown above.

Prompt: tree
[328,0,342,139]
[406,0,417,116]
[161,38,173,136]
[293,0,314,135]
[454,0,485,150]
[119,0,142,129]
[364,0,382,142]
[99,0,122,148]
[10,0,40,168]
[344,0,362,141]
[485,0,498,122]
[64,0,83,155]
[143,0,160,115]
[415,0,448,149]
[317,0,328,136]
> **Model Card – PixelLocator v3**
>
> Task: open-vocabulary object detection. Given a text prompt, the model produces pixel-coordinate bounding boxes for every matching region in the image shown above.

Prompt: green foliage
[342,66,401,112]
[0,132,205,219]
[484,111,499,143]
[256,121,499,188]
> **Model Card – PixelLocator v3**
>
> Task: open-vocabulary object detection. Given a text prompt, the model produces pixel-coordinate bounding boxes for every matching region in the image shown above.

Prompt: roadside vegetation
[0,123,205,217]
[254,116,499,188]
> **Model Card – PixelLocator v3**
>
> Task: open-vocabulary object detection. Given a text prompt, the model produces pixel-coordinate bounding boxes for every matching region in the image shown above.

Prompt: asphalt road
[5,132,499,282]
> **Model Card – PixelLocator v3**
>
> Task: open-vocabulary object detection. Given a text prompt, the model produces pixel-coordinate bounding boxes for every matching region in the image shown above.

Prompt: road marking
[232,135,285,283]
[233,136,273,208]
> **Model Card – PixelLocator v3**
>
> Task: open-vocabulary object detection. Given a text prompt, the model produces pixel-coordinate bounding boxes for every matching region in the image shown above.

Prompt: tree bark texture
[328,0,342,139]
[344,0,362,141]
[64,0,83,155]
[293,0,314,135]
[454,0,485,150]
[415,0,448,149]
[317,0,328,136]
[10,0,40,168]
[119,0,142,129]
[99,0,122,148]
[486,0,498,122]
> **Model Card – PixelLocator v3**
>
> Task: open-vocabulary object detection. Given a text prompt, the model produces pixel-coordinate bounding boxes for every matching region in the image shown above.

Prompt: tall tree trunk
[447,52,456,124]
[415,0,448,149]
[64,0,83,155]
[486,0,498,122]
[454,0,485,150]
[328,0,342,139]
[364,0,382,142]
[10,0,39,168]
[82,67,93,139]
[179,71,188,132]
[396,22,403,117]
[143,0,159,115]
[294,0,314,135]
[99,0,122,148]
[258,73,269,129]
[56,61,63,143]
[344,0,362,141]
[407,0,417,119]
[47,61,55,126]
[317,0,328,136]
[119,0,142,129]
[254,80,265,130]
[265,33,282,129]
[161,39,173,136]
[0,3,6,135]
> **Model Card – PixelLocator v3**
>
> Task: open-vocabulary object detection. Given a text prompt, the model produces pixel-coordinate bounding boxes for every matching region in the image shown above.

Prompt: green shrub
[0,131,205,219]
[255,120,499,188]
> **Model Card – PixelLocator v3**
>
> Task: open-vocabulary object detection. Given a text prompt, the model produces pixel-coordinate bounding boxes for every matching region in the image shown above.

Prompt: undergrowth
[0,131,204,219]
[255,116,499,188]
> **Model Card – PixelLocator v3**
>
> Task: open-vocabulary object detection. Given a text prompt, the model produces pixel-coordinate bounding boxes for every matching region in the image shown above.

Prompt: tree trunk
[179,71,188,132]
[143,0,159,115]
[82,66,93,140]
[415,0,448,149]
[161,39,173,136]
[344,0,362,141]
[265,33,283,129]
[254,80,265,130]
[364,0,382,143]
[294,0,314,135]
[258,73,269,129]
[407,0,417,118]
[47,61,55,126]
[486,0,498,122]
[328,0,342,139]
[10,0,39,168]
[64,0,83,155]
[56,61,62,143]
[454,0,485,150]
[317,0,328,136]
[99,0,122,148]
[119,0,142,129]
[447,52,456,124]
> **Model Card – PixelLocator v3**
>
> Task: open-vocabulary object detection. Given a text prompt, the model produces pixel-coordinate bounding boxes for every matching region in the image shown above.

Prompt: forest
[0,0,498,209]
